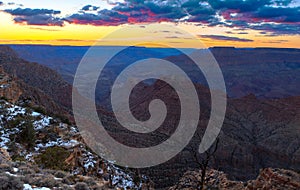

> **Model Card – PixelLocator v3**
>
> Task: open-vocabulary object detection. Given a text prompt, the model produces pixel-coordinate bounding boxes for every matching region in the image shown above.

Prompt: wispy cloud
[200,35,253,42]
[29,27,61,31]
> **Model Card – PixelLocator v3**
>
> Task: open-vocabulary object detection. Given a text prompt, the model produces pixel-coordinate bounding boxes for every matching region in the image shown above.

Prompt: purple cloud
[2,0,299,35]
[65,9,128,26]
[200,35,253,42]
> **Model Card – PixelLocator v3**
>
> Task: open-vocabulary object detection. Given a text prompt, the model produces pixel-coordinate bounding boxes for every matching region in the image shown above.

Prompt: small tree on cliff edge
[184,138,219,190]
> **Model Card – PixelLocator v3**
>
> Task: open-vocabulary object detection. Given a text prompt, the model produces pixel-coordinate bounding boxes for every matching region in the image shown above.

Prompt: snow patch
[23,184,51,190]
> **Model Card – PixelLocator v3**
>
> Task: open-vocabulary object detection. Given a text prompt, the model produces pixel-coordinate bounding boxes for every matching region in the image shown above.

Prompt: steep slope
[0,62,68,120]
[100,79,300,188]
[0,46,73,121]
[0,46,73,115]
[0,46,155,190]
[0,66,22,103]
[2,45,299,188]
[0,98,149,190]
[214,95,300,180]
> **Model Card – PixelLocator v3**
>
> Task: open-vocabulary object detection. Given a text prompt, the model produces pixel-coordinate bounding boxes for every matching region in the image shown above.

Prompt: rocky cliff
[169,167,300,190]
[1,45,299,189]
[0,46,72,120]
[101,79,300,188]
[0,66,22,103]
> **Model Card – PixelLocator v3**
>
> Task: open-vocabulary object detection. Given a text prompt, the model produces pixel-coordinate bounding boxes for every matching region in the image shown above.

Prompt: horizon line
[1,44,300,50]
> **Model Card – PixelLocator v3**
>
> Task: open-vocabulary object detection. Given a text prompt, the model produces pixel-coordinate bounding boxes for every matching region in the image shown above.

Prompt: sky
[0,0,299,48]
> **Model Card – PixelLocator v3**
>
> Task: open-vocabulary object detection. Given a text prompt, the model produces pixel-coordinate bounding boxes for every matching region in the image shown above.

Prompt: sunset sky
[0,0,299,48]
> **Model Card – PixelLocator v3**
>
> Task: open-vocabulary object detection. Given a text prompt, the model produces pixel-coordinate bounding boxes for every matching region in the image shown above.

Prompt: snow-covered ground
[0,100,141,189]
[23,184,51,190]
[0,101,53,150]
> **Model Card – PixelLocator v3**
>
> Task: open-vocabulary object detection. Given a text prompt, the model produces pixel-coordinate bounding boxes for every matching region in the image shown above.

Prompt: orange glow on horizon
[0,12,299,48]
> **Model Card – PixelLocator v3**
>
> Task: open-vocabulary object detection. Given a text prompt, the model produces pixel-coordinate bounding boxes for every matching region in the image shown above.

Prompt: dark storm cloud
[254,6,300,22]
[200,35,253,42]
[65,9,128,26]
[3,8,63,26]
[13,15,64,26]
[208,0,272,12]
[181,0,213,18]
[203,0,299,35]
[81,5,100,11]
[250,23,300,35]
[220,5,300,35]
[2,0,299,35]
[5,8,61,16]
[66,0,215,25]
[111,0,186,22]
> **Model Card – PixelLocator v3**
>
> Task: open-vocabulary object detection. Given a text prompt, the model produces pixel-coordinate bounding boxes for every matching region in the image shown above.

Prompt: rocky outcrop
[169,168,300,190]
[0,148,11,165]
[246,168,300,190]
[0,66,22,103]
